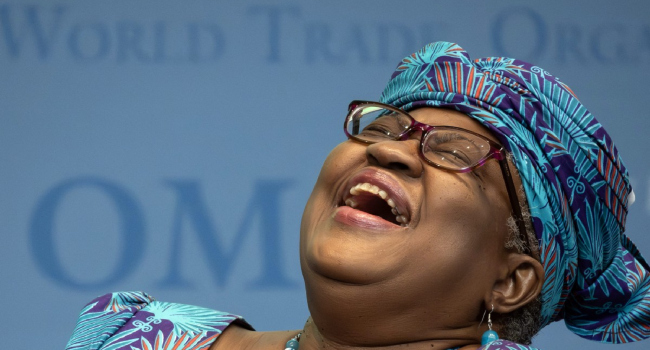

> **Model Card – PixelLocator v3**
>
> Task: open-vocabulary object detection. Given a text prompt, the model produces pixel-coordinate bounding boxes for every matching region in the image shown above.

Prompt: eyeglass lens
[346,105,492,170]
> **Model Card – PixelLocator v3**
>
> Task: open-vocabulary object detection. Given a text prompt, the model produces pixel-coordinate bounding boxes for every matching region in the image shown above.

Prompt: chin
[302,233,398,286]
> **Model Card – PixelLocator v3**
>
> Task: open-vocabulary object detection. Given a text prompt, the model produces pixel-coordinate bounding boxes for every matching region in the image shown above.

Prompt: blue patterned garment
[66,292,538,350]
[65,292,249,350]
[379,42,650,343]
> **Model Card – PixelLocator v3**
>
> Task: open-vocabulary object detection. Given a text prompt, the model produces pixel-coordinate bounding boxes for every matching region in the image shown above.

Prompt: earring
[481,304,499,345]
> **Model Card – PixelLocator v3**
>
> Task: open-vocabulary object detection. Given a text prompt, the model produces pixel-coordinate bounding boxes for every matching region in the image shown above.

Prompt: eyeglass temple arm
[498,158,531,254]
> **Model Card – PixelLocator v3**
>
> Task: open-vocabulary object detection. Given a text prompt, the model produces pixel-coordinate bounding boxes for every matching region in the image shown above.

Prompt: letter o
[29,177,145,289]
[492,8,547,61]
[68,23,110,61]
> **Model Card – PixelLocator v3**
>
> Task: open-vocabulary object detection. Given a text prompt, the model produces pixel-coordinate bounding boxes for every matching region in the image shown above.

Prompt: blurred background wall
[2,1,649,348]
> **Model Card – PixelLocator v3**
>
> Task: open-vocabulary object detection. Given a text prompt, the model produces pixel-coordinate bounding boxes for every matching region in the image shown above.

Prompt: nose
[365,138,424,178]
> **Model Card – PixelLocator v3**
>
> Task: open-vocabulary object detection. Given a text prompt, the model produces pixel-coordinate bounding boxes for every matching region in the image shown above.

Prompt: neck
[302,276,484,349]
[297,317,481,350]
[209,321,482,350]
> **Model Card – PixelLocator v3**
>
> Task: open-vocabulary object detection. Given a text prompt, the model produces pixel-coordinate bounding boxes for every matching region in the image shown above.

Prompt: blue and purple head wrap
[379,42,650,343]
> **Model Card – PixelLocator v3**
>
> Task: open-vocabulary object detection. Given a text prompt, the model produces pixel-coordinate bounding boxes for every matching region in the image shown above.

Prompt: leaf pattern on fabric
[129,330,218,350]
[143,301,237,337]
[65,292,246,350]
[105,292,153,313]
[481,339,540,350]
[66,293,152,350]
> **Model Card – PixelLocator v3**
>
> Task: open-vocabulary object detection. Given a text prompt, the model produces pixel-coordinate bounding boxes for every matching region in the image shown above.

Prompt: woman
[65,42,650,350]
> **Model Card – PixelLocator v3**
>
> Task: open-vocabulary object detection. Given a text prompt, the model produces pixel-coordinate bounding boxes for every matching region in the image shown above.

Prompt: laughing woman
[66,42,650,350]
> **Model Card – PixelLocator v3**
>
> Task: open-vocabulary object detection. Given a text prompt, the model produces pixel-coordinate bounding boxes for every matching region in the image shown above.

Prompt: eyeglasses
[344,100,529,252]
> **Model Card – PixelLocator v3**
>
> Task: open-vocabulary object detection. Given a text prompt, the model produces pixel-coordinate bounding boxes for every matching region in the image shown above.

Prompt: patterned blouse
[65,291,540,350]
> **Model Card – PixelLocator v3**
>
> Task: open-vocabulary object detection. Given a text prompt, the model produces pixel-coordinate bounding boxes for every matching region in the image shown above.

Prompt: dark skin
[211,108,545,350]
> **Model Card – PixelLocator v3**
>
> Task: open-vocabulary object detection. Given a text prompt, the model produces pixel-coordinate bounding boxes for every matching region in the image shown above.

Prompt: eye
[360,124,395,138]
[436,148,472,166]
[358,115,403,139]
[425,131,487,169]
[347,106,411,141]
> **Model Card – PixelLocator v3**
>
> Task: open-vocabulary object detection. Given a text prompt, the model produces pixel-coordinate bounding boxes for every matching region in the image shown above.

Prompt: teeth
[350,183,393,203]
[347,182,408,225]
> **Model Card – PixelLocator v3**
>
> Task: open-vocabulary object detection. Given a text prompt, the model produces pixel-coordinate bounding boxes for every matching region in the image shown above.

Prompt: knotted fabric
[379,42,650,343]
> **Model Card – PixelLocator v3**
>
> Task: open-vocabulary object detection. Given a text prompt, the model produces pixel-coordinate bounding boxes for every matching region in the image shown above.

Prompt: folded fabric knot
[379,41,650,343]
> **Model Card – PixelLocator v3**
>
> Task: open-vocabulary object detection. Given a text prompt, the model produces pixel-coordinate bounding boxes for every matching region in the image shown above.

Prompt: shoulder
[65,291,251,350]
[480,340,540,350]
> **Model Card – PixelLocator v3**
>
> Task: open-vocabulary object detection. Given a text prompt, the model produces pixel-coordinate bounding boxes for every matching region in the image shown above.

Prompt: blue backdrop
[2,1,649,349]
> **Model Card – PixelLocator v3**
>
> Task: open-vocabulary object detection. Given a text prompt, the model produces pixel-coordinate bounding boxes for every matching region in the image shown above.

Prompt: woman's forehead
[409,107,500,144]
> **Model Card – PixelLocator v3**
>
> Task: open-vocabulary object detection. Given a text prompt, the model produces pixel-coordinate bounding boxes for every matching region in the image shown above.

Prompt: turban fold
[379,42,650,343]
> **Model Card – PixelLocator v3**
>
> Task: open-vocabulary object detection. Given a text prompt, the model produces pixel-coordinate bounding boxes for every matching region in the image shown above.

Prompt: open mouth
[342,182,409,227]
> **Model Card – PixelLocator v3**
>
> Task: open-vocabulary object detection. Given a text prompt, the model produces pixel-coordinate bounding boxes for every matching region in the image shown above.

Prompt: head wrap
[379,42,650,343]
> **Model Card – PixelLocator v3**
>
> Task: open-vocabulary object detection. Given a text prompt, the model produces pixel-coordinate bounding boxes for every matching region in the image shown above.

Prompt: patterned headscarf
[379,42,650,343]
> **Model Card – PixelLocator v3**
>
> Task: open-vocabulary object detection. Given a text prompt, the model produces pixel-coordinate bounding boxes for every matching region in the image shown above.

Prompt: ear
[490,253,545,314]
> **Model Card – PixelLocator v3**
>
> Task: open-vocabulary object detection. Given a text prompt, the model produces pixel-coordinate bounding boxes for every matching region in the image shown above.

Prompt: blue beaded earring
[481,304,499,345]
[284,331,302,350]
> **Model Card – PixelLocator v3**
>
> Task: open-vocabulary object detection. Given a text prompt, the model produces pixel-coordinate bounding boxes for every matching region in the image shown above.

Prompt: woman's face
[300,107,518,334]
